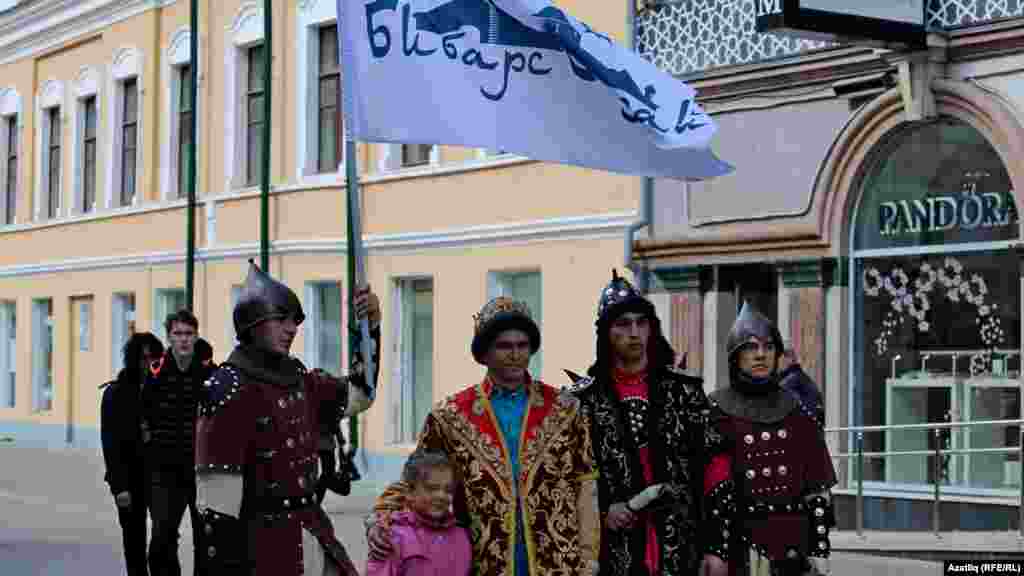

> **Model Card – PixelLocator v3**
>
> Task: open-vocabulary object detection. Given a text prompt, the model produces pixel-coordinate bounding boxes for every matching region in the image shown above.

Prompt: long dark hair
[587,298,675,380]
[119,332,164,386]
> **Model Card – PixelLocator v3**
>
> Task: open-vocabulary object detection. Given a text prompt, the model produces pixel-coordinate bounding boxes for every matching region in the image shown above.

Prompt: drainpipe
[625,177,653,292]
[625,0,654,293]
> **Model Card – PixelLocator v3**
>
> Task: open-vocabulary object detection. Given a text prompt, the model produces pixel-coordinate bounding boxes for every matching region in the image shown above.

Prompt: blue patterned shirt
[490,382,530,576]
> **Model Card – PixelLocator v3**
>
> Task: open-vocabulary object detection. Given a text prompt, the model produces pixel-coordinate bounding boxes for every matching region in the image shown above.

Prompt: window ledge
[365,154,535,185]
[0,200,188,235]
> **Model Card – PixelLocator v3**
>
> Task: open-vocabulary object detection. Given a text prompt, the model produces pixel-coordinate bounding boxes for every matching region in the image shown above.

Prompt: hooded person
[564,269,731,576]
[366,295,600,576]
[778,343,825,433]
[193,260,381,576]
[703,302,837,576]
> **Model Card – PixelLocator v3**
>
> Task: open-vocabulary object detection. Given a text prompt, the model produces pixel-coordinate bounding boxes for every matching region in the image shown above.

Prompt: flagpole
[259,0,272,272]
[185,0,199,311]
[345,139,374,460]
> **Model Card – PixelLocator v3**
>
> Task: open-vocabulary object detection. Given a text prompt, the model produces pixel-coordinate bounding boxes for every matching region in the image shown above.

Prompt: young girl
[366,449,472,576]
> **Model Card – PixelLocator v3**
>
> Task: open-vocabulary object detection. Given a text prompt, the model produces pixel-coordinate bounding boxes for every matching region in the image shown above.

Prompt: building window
[0,301,14,408]
[32,299,53,412]
[111,293,135,375]
[80,96,97,213]
[46,107,61,219]
[4,114,16,224]
[305,282,343,377]
[489,271,543,377]
[396,278,433,443]
[177,64,194,199]
[120,78,138,207]
[246,43,266,187]
[401,144,433,168]
[851,119,1020,493]
[154,288,186,344]
[317,25,341,173]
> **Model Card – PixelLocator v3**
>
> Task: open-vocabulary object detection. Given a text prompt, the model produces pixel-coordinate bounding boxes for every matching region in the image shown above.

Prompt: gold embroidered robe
[375,377,600,576]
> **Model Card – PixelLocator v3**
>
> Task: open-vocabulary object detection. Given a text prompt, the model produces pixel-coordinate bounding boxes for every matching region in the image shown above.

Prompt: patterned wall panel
[637,0,1024,76]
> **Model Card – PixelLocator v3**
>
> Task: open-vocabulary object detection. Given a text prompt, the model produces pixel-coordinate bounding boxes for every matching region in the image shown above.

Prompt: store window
[852,119,1020,493]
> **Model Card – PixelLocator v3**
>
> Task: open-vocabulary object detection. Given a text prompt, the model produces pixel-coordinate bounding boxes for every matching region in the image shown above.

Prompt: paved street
[0,442,945,575]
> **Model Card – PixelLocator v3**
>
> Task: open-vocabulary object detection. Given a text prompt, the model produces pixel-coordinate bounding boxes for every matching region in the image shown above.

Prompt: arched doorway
[848,117,1021,494]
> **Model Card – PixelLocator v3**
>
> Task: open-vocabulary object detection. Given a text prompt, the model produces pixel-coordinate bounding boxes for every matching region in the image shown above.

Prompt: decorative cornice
[0,210,637,278]
[778,259,834,289]
[0,0,162,67]
[651,265,708,292]
[688,48,892,104]
[831,257,850,288]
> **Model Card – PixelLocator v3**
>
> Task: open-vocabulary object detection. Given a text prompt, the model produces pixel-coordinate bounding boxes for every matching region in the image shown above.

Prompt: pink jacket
[365,510,472,576]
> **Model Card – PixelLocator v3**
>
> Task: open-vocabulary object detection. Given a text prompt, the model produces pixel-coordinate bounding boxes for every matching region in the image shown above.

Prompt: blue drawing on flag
[413,0,562,51]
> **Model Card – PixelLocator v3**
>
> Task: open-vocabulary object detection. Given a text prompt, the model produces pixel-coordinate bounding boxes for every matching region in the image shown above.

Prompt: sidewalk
[0,443,945,574]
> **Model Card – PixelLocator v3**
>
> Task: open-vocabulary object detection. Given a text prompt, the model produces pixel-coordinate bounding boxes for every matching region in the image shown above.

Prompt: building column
[778,260,831,392]
[653,266,708,379]
[826,258,849,485]
[704,267,737,394]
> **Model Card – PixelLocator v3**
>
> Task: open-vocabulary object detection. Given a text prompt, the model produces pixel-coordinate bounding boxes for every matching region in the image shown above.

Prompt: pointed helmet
[596,269,652,327]
[233,260,305,338]
[726,300,783,361]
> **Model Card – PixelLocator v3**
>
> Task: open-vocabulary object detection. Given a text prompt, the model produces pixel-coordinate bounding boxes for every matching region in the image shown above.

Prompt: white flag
[339,0,732,180]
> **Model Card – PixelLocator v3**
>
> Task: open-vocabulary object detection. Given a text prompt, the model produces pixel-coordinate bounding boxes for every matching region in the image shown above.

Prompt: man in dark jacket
[101,331,164,576]
[142,309,216,576]
[565,270,730,576]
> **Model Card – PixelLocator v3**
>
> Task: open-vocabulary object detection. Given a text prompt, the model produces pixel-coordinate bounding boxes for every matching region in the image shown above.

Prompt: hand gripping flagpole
[345,142,375,399]
[345,137,373,474]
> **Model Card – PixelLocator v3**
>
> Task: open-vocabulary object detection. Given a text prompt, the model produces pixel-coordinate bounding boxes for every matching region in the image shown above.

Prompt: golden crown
[473,296,533,334]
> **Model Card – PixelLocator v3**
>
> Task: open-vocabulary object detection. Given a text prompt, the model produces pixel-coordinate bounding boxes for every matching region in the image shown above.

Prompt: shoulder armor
[292,356,309,375]
[664,364,703,394]
[199,365,244,417]
[563,369,596,395]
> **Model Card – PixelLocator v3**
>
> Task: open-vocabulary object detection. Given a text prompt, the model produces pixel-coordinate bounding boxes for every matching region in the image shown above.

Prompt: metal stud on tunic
[744,434,754,445]
[761,431,771,441]
[778,429,788,439]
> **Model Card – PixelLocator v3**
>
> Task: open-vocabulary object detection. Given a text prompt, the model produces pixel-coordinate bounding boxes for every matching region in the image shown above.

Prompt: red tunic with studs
[703,388,836,573]
[194,331,378,576]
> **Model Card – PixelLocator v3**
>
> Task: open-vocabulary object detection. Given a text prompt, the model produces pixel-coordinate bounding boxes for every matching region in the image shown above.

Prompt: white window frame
[106,46,144,209]
[224,2,264,191]
[0,301,15,409]
[303,281,344,376]
[391,276,434,444]
[31,298,53,412]
[153,288,186,344]
[72,66,100,215]
[377,143,440,173]
[111,293,135,377]
[296,1,345,184]
[161,27,202,201]
[35,79,64,221]
[488,269,543,377]
[0,88,22,226]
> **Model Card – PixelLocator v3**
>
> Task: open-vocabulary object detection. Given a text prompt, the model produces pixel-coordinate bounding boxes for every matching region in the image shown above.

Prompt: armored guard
[704,302,836,576]
[194,261,380,576]
[566,270,731,576]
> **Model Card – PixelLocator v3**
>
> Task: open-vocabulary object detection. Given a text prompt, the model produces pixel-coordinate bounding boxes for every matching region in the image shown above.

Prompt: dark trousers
[147,459,200,576]
[114,484,149,576]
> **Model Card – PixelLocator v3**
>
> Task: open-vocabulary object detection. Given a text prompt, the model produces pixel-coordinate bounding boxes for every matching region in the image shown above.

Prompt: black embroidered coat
[572,365,728,576]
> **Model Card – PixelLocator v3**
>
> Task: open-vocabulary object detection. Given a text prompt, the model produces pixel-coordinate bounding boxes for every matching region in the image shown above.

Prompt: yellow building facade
[0,0,647,481]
